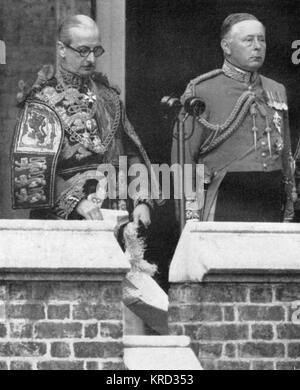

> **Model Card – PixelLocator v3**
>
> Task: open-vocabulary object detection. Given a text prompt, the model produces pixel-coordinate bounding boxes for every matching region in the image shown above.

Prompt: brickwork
[0,281,125,370]
[0,0,92,219]
[168,283,300,370]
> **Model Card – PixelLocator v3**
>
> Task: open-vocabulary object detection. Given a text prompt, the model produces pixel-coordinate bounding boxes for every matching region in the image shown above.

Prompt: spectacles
[64,43,105,58]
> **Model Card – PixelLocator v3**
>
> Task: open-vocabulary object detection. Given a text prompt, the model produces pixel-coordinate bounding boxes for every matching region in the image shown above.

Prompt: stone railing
[168,222,300,370]
[0,217,130,370]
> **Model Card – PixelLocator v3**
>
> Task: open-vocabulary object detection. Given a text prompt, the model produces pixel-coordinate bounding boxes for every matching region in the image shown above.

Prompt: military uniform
[11,65,158,219]
[171,60,296,222]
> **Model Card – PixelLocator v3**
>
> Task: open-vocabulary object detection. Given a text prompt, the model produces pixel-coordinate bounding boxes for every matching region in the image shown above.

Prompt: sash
[11,100,63,209]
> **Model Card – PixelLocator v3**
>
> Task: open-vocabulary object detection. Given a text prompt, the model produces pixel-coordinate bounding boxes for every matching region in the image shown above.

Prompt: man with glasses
[172,13,297,223]
[12,14,157,225]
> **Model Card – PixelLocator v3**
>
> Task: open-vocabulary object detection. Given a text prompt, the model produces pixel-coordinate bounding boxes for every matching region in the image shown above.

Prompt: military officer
[172,13,297,222]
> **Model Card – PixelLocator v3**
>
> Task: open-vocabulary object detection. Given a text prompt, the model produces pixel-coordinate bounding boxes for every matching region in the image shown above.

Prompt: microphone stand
[177,113,189,233]
[161,96,205,234]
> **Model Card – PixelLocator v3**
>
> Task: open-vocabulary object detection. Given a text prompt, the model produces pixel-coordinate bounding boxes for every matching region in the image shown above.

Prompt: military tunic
[171,60,296,222]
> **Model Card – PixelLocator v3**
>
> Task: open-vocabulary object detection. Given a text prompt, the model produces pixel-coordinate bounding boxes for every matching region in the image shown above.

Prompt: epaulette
[184,69,223,97]
[92,72,121,95]
[189,69,223,86]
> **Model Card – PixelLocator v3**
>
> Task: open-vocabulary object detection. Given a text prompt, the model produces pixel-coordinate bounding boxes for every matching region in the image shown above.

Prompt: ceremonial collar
[57,66,90,89]
[222,60,258,85]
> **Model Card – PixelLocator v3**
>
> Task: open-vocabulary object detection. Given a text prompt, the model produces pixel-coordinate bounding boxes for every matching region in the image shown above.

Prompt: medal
[273,112,282,134]
[270,91,281,110]
[85,90,97,104]
[276,91,288,111]
[266,90,288,111]
[274,137,284,153]
[86,120,92,131]
[266,91,274,109]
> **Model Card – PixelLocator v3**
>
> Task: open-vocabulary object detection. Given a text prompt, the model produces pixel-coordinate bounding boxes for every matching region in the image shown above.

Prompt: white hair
[58,14,99,45]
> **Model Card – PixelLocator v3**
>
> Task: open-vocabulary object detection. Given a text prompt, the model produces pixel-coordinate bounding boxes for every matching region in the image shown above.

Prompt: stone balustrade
[0,217,130,370]
[168,222,300,370]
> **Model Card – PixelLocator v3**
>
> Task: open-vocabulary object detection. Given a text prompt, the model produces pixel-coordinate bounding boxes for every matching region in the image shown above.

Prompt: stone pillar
[168,222,300,370]
[0,218,130,370]
[96,0,126,101]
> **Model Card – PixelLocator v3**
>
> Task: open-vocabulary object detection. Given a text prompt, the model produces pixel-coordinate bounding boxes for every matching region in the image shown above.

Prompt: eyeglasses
[64,43,105,58]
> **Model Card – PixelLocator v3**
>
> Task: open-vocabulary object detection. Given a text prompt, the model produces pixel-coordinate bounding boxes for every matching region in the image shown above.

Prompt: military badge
[11,101,63,209]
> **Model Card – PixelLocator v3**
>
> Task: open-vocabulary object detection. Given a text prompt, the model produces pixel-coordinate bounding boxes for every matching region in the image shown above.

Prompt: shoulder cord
[198,90,253,132]
[186,69,256,156]
[199,93,256,156]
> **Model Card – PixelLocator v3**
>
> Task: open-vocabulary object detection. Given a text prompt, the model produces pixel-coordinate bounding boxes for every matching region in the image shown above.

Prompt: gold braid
[186,69,256,156]
[199,93,256,155]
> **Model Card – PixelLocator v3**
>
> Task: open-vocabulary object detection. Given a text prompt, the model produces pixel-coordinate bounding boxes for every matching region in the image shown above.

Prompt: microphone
[184,97,206,117]
[160,96,182,110]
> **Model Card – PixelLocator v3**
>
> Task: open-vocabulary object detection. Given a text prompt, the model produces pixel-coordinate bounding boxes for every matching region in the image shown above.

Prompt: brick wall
[0,0,92,218]
[0,281,125,370]
[169,282,300,370]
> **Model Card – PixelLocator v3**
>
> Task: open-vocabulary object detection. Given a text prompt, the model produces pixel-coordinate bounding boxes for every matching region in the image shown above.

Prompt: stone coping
[0,216,130,281]
[0,210,128,231]
[169,222,300,283]
[187,221,300,234]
